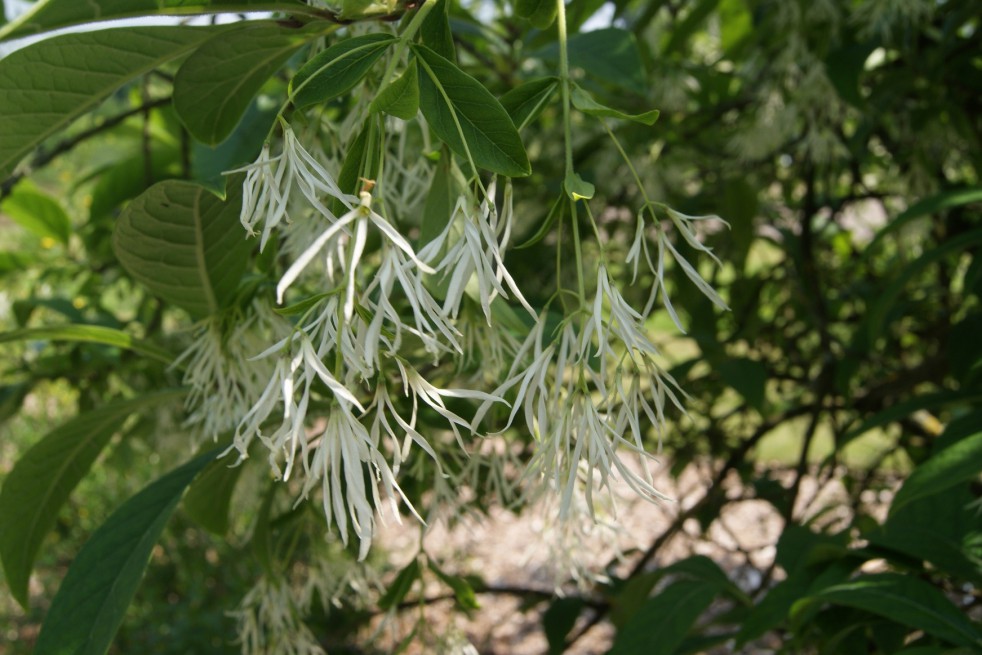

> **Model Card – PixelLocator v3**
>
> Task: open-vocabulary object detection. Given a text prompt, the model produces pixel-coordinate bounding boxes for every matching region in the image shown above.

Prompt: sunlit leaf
[290,32,396,108]
[0,0,305,42]
[1,183,71,244]
[0,26,221,179]
[414,44,530,177]
[890,431,982,516]
[175,21,309,145]
[0,325,173,364]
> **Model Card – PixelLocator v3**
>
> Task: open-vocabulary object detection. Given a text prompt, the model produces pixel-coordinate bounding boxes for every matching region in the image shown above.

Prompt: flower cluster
[181,110,727,566]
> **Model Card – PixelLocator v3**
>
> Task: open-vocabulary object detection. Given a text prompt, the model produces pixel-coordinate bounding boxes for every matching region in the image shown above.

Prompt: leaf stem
[556,1,586,306]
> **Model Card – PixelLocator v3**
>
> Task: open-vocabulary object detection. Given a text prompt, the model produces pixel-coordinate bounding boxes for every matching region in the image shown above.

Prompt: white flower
[302,400,413,561]
[229,331,364,481]
[232,576,325,655]
[626,208,729,328]
[421,181,534,323]
[232,125,356,251]
[473,319,671,520]
[174,301,289,442]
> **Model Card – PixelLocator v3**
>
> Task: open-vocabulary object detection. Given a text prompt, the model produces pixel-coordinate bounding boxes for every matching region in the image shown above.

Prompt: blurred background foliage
[1,0,980,653]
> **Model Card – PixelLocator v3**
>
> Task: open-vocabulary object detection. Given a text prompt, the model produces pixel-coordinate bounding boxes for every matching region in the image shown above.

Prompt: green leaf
[1,183,72,244]
[370,63,420,120]
[824,41,876,107]
[420,0,455,61]
[289,33,397,109]
[0,252,35,277]
[192,96,279,192]
[567,28,646,94]
[608,579,720,655]
[500,77,558,132]
[717,357,768,411]
[543,597,584,655]
[865,187,982,255]
[793,573,982,649]
[564,170,595,201]
[413,44,531,177]
[377,557,420,611]
[570,86,659,125]
[665,0,719,54]
[88,142,183,221]
[0,26,221,180]
[867,228,982,341]
[718,0,752,52]
[662,555,750,604]
[735,559,856,646]
[113,178,251,319]
[420,153,457,246]
[427,560,479,611]
[838,388,982,448]
[183,452,244,535]
[870,485,982,586]
[332,118,380,215]
[890,431,982,516]
[175,22,308,145]
[0,0,305,42]
[0,391,184,607]
[0,324,173,364]
[33,449,218,655]
[516,194,563,249]
[515,0,558,30]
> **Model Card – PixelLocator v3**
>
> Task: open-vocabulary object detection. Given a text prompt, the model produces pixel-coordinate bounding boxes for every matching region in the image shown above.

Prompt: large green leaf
[289,32,397,108]
[88,145,182,221]
[370,63,420,120]
[865,187,982,255]
[0,0,306,42]
[567,28,646,94]
[867,228,982,340]
[174,22,309,145]
[890,430,982,516]
[0,325,173,364]
[793,573,982,649]
[0,391,184,607]
[515,0,558,29]
[33,449,218,655]
[0,183,72,244]
[414,44,531,177]
[870,486,982,586]
[192,97,278,192]
[607,579,720,655]
[420,0,455,61]
[113,178,250,319]
[837,388,982,448]
[500,77,558,132]
[182,453,245,535]
[0,26,221,180]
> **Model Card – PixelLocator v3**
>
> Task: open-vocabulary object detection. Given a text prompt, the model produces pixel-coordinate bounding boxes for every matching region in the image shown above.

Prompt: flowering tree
[2,0,981,653]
